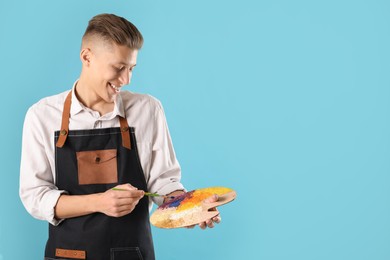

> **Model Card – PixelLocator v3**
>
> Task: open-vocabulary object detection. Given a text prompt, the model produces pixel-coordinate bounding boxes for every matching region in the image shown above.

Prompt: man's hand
[98,183,144,217]
[54,183,144,219]
[186,194,221,229]
[163,191,222,229]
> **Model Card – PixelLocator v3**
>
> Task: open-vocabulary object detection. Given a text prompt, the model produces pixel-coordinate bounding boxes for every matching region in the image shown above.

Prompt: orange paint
[176,187,233,212]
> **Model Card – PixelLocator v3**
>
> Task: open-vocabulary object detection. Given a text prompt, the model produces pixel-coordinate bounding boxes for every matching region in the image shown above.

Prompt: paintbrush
[112,188,175,199]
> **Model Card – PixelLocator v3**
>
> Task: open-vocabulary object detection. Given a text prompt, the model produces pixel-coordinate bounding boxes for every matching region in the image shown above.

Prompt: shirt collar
[70,79,125,119]
[70,81,84,116]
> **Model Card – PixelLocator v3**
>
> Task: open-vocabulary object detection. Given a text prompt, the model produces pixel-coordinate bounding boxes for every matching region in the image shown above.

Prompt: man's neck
[75,78,115,116]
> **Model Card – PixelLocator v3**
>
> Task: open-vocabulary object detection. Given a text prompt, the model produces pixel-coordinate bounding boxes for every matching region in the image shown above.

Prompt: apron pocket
[111,247,143,260]
[76,149,118,185]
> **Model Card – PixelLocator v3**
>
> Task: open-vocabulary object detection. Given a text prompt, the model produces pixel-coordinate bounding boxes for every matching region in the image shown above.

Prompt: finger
[118,203,136,212]
[199,222,207,230]
[128,189,145,198]
[203,194,219,203]
[113,189,144,199]
[206,219,214,228]
[116,196,143,207]
[212,215,221,224]
[112,208,133,217]
[111,203,138,216]
[115,183,137,190]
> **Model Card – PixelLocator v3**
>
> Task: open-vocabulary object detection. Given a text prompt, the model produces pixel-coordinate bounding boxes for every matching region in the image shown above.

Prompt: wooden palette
[150,187,236,229]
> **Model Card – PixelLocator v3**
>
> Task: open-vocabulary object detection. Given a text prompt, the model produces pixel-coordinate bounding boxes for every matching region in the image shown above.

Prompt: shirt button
[94,120,101,128]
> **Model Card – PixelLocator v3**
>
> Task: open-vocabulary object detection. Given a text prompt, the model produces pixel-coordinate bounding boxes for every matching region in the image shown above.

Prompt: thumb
[203,194,219,203]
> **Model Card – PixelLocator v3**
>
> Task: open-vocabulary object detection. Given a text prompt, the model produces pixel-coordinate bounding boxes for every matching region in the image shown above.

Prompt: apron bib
[44,91,155,260]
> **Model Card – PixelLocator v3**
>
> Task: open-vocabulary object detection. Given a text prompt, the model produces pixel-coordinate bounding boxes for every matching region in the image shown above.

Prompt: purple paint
[158,191,195,209]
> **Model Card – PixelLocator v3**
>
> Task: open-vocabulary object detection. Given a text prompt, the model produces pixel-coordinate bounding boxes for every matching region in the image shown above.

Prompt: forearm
[55,184,145,219]
[55,193,100,219]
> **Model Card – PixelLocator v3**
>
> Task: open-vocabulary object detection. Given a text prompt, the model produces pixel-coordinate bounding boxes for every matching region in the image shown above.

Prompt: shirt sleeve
[147,99,185,205]
[19,106,67,226]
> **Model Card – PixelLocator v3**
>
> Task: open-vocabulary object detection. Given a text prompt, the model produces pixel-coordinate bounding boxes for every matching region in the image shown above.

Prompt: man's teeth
[110,83,119,92]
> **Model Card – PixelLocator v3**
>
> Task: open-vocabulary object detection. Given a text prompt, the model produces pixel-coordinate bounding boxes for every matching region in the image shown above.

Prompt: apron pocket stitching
[110,247,143,260]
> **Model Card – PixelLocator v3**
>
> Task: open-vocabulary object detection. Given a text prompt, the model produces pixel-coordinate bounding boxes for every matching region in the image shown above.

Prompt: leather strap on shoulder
[119,116,131,150]
[56,91,72,148]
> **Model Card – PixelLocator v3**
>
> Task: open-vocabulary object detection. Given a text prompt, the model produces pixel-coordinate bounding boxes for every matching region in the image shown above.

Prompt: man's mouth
[109,82,120,93]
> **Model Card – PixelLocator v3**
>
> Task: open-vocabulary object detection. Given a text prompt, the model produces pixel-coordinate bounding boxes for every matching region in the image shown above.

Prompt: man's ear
[80,48,92,67]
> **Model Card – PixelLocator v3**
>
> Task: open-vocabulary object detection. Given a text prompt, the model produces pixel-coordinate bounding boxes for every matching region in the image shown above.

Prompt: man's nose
[119,70,131,86]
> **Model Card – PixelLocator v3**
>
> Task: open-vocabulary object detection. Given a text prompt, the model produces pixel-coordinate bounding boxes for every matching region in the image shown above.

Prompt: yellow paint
[176,187,233,212]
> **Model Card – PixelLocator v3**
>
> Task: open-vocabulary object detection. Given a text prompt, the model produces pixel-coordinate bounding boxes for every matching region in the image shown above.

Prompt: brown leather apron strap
[119,116,131,150]
[56,91,72,148]
[56,90,131,150]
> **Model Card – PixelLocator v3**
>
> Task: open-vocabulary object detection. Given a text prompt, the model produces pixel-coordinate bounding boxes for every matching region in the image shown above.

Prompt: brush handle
[112,188,174,199]
[144,192,161,197]
[145,192,175,199]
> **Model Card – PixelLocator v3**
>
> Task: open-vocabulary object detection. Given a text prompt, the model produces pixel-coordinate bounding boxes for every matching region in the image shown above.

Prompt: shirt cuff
[153,182,186,206]
[41,189,68,226]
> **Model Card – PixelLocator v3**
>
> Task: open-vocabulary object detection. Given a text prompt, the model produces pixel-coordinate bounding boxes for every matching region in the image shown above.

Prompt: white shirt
[20,82,184,225]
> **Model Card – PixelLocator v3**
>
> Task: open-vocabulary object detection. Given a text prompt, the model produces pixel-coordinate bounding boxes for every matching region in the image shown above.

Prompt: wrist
[87,193,101,213]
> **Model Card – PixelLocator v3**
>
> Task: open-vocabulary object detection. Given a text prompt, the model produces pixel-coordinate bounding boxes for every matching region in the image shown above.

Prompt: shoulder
[29,90,69,111]
[120,90,163,112]
[26,90,70,121]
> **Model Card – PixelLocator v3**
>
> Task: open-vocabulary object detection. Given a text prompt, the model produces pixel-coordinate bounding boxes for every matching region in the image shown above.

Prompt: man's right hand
[54,183,144,220]
[98,184,145,217]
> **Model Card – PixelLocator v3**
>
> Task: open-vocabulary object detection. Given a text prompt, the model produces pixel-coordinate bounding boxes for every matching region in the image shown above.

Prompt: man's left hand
[186,194,221,230]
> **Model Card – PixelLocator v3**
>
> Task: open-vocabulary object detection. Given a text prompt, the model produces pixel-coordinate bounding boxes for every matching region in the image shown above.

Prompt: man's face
[86,42,138,103]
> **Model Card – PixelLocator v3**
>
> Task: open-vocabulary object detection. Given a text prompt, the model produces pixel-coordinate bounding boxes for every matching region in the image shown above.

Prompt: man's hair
[82,13,143,49]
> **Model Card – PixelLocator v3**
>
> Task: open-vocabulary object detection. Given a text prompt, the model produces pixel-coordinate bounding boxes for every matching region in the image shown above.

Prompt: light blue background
[1,0,389,259]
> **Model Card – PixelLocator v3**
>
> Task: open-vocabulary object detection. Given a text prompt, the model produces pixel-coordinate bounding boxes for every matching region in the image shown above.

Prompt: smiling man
[19,13,220,260]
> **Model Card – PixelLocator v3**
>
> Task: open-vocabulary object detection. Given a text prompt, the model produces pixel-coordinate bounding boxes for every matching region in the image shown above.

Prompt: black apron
[44,91,155,260]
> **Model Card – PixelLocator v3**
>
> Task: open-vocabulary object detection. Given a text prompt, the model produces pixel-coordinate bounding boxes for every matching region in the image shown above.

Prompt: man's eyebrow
[116,62,137,67]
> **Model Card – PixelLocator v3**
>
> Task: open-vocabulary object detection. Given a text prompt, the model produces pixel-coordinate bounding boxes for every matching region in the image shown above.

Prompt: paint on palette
[158,187,232,212]
[151,186,236,228]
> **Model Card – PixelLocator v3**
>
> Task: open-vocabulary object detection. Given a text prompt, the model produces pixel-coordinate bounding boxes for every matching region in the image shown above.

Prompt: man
[20,13,220,260]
